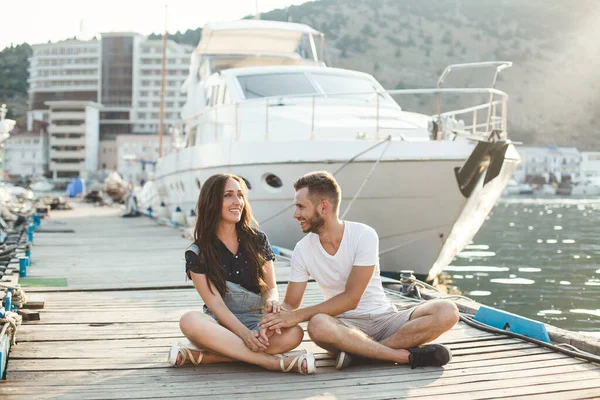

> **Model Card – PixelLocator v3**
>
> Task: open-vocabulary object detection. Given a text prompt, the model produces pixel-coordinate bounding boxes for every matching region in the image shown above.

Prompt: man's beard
[304,212,325,234]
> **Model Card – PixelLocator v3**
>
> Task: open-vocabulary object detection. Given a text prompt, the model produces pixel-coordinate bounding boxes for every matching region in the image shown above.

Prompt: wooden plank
[22,294,45,310]
[0,355,592,394]
[1,353,577,387]
[16,310,40,322]
[502,387,600,400]
[418,377,600,400]
[2,362,598,399]
[5,345,558,372]
[6,338,535,361]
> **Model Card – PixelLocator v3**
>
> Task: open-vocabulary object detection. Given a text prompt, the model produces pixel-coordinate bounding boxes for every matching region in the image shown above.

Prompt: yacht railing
[183,87,509,147]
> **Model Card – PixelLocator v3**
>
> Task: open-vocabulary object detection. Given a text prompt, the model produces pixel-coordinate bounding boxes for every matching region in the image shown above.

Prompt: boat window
[222,85,231,105]
[216,84,226,105]
[205,86,213,106]
[186,128,196,147]
[237,73,317,99]
[264,174,283,189]
[207,86,218,107]
[239,177,252,190]
[312,73,381,101]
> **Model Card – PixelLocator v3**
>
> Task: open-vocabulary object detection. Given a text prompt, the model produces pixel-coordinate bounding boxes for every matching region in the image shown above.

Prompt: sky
[1,0,313,49]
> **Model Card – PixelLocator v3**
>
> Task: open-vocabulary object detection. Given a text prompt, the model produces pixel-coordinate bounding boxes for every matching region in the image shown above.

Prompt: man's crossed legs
[307,299,460,369]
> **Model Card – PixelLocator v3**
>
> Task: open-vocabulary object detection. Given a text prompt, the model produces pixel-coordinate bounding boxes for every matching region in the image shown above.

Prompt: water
[445,197,600,335]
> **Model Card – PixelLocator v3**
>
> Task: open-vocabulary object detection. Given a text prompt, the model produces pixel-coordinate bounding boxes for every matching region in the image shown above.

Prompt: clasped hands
[241,300,299,352]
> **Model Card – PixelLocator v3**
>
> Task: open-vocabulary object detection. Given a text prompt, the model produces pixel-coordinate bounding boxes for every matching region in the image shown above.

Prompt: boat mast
[158,5,168,158]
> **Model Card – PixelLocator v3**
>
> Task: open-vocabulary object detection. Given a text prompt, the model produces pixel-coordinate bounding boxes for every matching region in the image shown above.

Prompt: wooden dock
[1,202,599,399]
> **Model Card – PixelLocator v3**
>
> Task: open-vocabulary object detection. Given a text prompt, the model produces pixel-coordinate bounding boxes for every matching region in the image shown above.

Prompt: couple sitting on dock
[168,171,459,374]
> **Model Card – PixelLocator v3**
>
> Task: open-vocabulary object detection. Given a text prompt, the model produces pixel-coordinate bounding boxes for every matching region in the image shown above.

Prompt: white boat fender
[171,206,186,226]
[157,202,170,219]
[187,209,197,227]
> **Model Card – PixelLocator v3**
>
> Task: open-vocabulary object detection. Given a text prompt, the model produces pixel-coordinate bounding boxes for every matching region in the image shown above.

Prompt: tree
[0,43,32,97]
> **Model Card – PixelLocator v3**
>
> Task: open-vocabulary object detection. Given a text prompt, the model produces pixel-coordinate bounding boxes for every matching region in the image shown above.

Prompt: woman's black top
[185,230,275,294]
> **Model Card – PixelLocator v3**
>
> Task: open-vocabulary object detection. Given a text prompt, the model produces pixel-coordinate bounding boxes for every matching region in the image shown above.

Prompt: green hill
[257,0,600,147]
[0,43,31,123]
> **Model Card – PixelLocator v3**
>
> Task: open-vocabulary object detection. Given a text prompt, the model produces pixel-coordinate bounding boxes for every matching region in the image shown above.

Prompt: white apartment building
[513,145,581,183]
[27,39,101,117]
[28,34,192,141]
[132,39,192,135]
[3,131,48,178]
[580,152,600,178]
[46,101,101,182]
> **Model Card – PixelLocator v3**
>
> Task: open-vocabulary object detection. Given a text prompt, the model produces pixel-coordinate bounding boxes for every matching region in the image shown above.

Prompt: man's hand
[263,300,281,314]
[258,326,276,345]
[240,329,268,352]
[258,309,300,331]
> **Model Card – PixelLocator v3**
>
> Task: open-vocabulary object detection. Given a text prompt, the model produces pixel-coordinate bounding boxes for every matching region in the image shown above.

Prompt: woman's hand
[241,329,268,352]
[264,299,281,314]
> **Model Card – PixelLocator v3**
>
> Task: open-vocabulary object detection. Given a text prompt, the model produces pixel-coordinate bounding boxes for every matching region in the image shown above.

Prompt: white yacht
[153,20,520,280]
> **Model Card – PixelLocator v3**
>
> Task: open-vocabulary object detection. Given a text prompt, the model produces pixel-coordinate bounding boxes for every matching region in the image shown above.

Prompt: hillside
[2,0,599,146]
[258,0,600,147]
[0,43,31,125]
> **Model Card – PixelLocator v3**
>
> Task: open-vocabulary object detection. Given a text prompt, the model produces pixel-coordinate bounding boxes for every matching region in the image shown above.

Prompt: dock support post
[19,257,28,278]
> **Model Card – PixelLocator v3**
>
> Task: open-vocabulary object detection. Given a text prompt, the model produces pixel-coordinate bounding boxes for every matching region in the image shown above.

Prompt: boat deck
[1,203,599,399]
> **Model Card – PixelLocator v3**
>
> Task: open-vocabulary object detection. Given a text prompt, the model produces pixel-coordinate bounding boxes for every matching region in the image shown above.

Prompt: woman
[168,173,315,374]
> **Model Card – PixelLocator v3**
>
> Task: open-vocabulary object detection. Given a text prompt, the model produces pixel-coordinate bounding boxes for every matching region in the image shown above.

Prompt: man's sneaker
[408,344,452,369]
[335,351,353,370]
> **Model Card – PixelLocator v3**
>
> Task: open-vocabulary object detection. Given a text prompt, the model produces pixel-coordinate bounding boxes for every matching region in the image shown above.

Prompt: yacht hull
[155,140,519,280]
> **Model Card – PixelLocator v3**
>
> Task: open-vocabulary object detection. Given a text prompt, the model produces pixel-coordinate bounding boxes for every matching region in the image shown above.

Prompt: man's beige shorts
[338,306,417,341]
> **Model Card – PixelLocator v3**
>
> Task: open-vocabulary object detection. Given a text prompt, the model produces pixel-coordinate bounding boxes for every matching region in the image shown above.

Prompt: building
[580,152,600,178]
[114,134,171,183]
[3,131,48,178]
[25,33,193,180]
[131,38,192,136]
[46,101,101,182]
[27,34,193,140]
[513,145,581,183]
[98,140,118,171]
[27,39,101,126]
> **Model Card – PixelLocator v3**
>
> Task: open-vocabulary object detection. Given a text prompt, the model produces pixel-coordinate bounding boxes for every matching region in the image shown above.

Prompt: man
[259,171,459,370]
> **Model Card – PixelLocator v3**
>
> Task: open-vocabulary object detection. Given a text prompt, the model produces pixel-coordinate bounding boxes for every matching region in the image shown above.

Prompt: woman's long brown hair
[193,174,266,297]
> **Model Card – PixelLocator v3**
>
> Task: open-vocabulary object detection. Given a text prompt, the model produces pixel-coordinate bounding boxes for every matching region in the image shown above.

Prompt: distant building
[115,134,171,183]
[98,140,118,171]
[27,33,192,140]
[46,101,101,182]
[513,145,581,183]
[580,152,600,178]
[131,38,191,136]
[27,39,101,114]
[3,130,48,178]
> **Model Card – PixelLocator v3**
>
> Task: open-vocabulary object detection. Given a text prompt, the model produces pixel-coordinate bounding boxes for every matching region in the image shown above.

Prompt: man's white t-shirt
[290,221,392,318]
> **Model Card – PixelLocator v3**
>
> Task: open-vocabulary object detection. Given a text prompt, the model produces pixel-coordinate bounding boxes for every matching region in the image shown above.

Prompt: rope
[259,137,394,225]
[340,136,392,219]
[387,276,600,364]
[0,283,27,308]
[0,311,22,345]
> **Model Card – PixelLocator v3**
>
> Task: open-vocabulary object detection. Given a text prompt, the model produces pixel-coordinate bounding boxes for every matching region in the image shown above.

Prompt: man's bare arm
[281,281,308,311]
[260,265,375,330]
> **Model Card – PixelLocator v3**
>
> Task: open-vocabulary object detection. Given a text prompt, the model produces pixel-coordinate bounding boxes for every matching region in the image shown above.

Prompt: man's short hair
[293,171,341,212]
